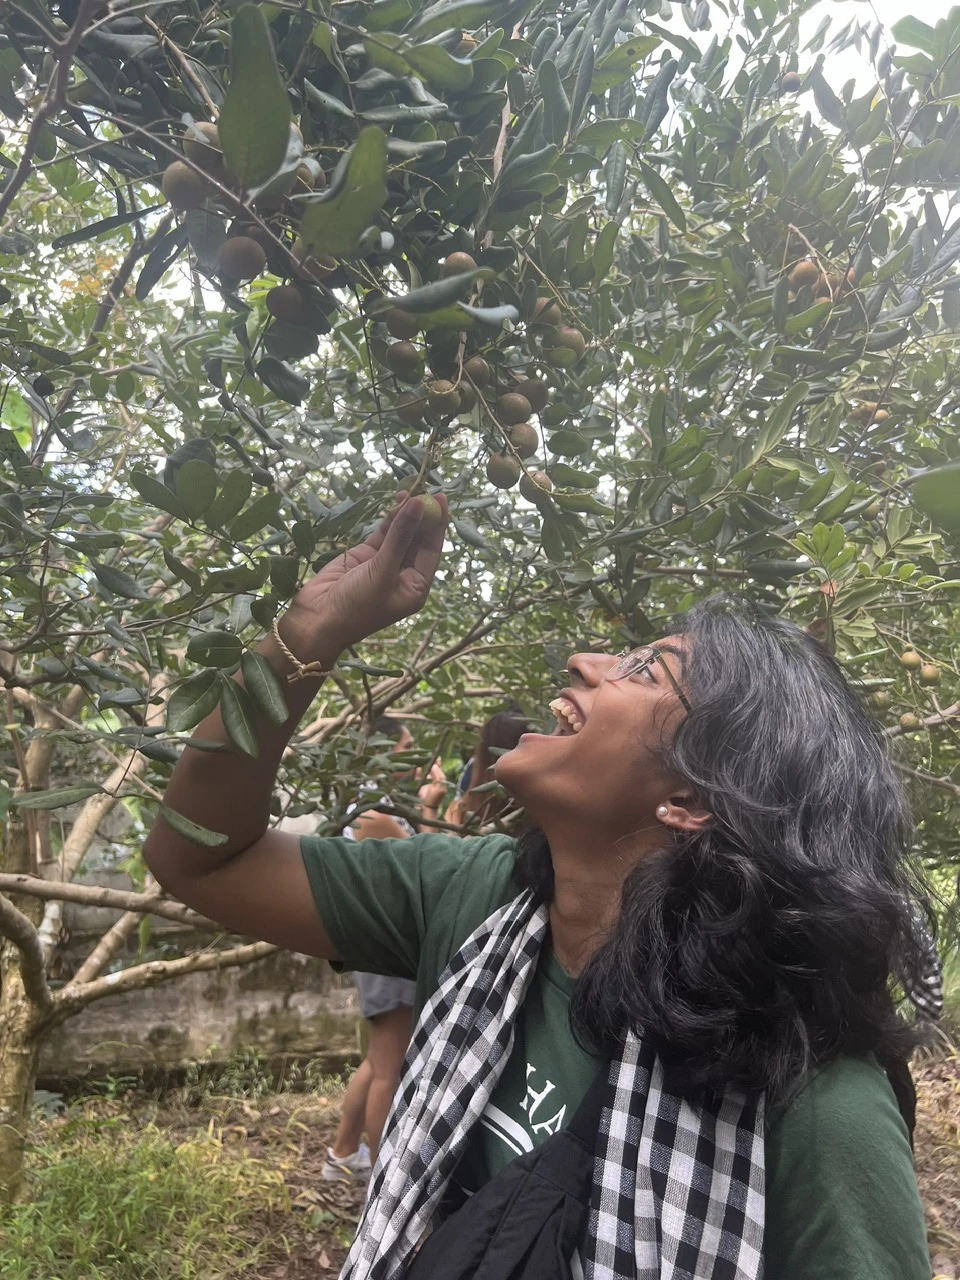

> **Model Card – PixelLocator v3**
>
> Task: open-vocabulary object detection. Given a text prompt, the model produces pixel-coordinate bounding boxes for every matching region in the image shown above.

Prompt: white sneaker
[321,1142,372,1183]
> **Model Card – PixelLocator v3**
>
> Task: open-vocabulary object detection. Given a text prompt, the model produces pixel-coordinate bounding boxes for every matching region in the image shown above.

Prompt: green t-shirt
[301,832,931,1279]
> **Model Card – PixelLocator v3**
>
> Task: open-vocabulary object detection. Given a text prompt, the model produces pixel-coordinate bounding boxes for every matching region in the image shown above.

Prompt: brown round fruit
[455,35,477,56]
[870,690,891,709]
[787,260,820,290]
[849,401,879,424]
[386,341,423,382]
[183,122,224,176]
[386,308,420,340]
[161,160,209,209]
[546,326,586,366]
[899,713,922,730]
[919,663,941,686]
[508,423,538,459]
[33,374,55,397]
[427,379,462,416]
[458,382,477,413]
[464,355,491,386]
[418,495,444,529]
[486,453,522,489]
[780,71,802,93]
[395,389,427,425]
[441,251,477,277]
[266,285,313,327]
[519,469,553,502]
[900,648,923,672]
[530,297,562,327]
[216,235,267,281]
[513,377,548,413]
[292,239,337,281]
[496,392,533,425]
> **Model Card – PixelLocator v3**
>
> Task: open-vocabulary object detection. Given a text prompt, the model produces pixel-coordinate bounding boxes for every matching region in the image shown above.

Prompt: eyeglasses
[611,646,692,712]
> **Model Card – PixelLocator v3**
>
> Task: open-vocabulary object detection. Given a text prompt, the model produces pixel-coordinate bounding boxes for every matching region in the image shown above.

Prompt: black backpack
[404,1071,605,1280]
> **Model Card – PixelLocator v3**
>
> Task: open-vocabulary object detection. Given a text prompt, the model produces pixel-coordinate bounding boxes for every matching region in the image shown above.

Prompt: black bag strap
[565,1065,608,1149]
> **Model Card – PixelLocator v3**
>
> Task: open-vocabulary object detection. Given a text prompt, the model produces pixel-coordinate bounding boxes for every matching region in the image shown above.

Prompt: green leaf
[405,44,474,90]
[129,470,188,521]
[163,548,201,590]
[115,370,136,402]
[167,669,222,733]
[51,204,164,250]
[891,15,936,52]
[456,301,518,326]
[219,677,260,756]
[218,4,292,187]
[637,160,686,232]
[229,491,282,541]
[366,0,413,31]
[593,221,619,283]
[186,630,243,668]
[241,651,289,726]
[412,0,504,38]
[298,128,388,259]
[388,267,487,312]
[750,381,809,463]
[159,804,229,847]
[911,462,960,533]
[13,786,103,810]
[255,357,310,405]
[135,226,188,301]
[549,464,599,489]
[205,469,253,528]
[269,554,300,598]
[590,36,659,93]
[175,458,218,519]
[784,300,832,335]
[91,561,147,600]
[184,209,228,275]
[547,429,589,456]
[576,118,647,150]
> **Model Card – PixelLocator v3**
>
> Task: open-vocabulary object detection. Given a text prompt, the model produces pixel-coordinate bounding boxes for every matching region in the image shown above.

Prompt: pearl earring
[656,805,669,819]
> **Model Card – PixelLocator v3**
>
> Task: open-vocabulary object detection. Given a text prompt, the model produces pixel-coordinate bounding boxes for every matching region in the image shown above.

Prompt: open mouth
[548,695,586,735]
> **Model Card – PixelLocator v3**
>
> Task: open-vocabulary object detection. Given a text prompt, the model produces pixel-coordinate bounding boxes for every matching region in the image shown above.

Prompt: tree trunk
[0,986,41,1203]
[0,815,44,1204]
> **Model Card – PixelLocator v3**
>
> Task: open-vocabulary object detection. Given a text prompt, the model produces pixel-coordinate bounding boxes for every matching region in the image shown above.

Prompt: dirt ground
[94,1049,960,1277]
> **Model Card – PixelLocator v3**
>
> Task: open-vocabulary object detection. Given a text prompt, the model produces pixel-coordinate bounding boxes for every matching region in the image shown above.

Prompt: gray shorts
[354,971,416,1020]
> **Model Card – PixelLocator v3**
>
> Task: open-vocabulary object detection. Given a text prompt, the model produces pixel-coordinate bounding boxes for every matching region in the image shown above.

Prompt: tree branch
[895,763,960,799]
[0,874,212,929]
[0,892,52,1010]
[0,0,105,223]
[55,940,277,1014]
[884,700,960,741]
[32,212,174,464]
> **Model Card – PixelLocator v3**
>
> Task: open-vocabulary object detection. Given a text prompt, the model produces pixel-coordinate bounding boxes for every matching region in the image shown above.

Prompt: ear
[655,793,712,834]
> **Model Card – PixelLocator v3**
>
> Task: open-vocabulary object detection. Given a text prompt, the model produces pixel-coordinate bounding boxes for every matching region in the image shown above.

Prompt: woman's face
[495,636,691,841]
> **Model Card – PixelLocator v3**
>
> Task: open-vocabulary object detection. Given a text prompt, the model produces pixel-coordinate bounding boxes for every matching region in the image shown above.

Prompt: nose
[566,651,618,686]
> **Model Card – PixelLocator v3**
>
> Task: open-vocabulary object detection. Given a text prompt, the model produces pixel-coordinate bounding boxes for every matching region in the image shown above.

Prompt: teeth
[549,697,584,733]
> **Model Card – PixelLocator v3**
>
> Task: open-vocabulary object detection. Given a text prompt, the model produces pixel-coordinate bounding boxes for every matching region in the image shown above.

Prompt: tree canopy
[1,0,959,876]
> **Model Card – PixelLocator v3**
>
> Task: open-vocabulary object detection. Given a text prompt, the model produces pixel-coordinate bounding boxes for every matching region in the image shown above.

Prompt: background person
[322,714,447,1181]
[445,710,529,829]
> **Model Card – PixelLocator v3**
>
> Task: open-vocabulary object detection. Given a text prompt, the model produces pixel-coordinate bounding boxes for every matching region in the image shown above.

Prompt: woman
[145,495,932,1280]
[445,710,529,828]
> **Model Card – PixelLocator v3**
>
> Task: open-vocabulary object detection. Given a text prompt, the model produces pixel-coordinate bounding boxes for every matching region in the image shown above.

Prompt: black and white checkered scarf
[340,891,766,1280]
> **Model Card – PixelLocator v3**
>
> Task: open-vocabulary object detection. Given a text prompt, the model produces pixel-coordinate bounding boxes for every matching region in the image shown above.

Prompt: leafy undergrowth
[5,1055,960,1278]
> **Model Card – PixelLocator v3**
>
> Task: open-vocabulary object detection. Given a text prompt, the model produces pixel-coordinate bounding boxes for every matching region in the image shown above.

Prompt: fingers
[363,492,409,553]
[406,492,448,583]
[377,494,434,575]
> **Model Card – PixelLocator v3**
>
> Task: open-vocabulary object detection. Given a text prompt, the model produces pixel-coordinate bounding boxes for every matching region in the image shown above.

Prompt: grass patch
[0,1113,289,1280]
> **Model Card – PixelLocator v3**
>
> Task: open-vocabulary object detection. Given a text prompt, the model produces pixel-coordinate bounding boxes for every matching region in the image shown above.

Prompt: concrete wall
[38,866,360,1084]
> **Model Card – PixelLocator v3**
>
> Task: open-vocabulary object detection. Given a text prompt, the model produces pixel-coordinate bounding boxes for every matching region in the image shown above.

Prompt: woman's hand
[418,761,449,811]
[277,493,448,659]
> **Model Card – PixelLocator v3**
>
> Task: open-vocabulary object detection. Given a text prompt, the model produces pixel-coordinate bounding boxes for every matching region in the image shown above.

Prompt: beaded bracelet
[270,617,334,683]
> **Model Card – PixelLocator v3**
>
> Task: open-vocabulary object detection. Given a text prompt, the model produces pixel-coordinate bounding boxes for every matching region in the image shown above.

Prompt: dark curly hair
[515,596,932,1102]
